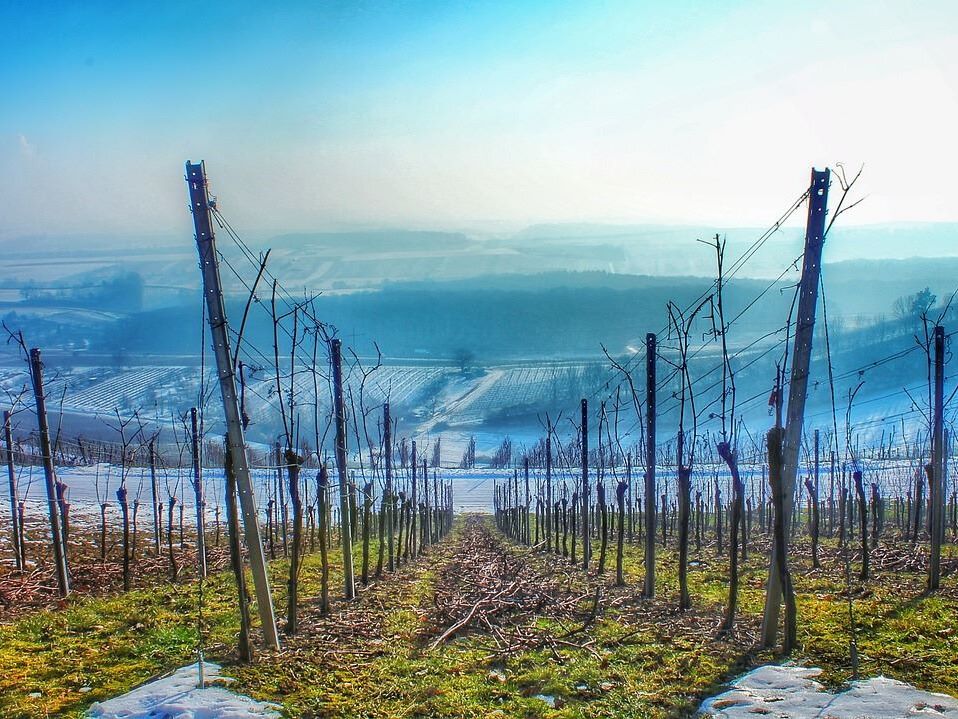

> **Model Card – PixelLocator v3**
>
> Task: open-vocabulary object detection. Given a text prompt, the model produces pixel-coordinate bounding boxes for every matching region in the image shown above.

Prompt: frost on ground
[700,665,958,719]
[86,661,280,719]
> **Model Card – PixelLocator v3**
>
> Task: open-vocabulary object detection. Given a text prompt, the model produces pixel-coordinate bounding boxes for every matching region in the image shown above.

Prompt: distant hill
[2,222,955,300]
[267,229,476,254]
[822,256,958,319]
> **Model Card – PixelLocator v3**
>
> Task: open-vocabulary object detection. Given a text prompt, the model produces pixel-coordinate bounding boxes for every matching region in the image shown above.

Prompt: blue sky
[2,0,957,238]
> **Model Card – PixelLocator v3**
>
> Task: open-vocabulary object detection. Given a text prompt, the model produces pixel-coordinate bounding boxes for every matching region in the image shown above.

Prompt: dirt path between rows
[424,515,597,655]
[234,515,599,680]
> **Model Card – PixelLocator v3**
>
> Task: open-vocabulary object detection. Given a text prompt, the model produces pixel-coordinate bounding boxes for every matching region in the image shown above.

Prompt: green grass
[2,520,958,718]
[0,541,362,718]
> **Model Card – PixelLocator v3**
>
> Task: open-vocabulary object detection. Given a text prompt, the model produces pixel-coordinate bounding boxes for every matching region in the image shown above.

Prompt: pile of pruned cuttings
[270,543,450,667]
[0,537,231,617]
[426,517,596,656]
[867,541,958,574]
[284,590,403,661]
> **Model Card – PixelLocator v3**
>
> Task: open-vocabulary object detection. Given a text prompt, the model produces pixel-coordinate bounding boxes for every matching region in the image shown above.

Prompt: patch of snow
[533,693,556,708]
[700,665,958,719]
[86,661,281,719]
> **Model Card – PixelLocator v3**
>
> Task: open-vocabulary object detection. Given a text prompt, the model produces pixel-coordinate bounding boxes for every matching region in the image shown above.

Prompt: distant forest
[0,272,145,313]
[104,274,793,361]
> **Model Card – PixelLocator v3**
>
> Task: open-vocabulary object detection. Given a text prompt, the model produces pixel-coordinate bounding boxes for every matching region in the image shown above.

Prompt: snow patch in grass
[700,665,958,718]
[86,661,280,718]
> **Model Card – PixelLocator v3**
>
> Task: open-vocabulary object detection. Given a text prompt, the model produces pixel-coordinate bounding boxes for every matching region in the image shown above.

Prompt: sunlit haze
[2,0,957,239]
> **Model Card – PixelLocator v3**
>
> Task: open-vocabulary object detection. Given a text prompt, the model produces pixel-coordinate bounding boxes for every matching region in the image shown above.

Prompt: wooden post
[395,489,406,566]
[524,456,531,546]
[185,160,279,650]
[422,437,431,548]
[853,469,869,580]
[761,168,829,647]
[330,339,356,599]
[285,449,303,634]
[149,439,161,555]
[317,466,331,613]
[385,403,395,567]
[597,481,609,573]
[714,476,723,555]
[545,434,553,553]
[361,480,372,584]
[407,438,416,563]
[191,407,207,579]
[947,429,953,537]
[767,426,797,652]
[3,411,23,571]
[29,349,70,597]
[224,442,253,661]
[805,475,820,568]
[411,439,418,558]
[581,398,590,569]
[677,430,691,611]
[810,429,820,566]
[626,454,634,541]
[570,490,578,564]
[275,443,288,557]
[117,482,131,591]
[644,333,656,598]
[929,325,945,591]
[828,450,835,536]
[813,428,820,520]
[615,479,627,585]
[432,461,438,543]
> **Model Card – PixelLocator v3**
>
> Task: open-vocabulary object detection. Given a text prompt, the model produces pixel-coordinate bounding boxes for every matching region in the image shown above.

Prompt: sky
[2,0,957,239]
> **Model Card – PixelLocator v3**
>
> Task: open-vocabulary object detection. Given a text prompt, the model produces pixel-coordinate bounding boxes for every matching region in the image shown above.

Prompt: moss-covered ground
[1,516,957,718]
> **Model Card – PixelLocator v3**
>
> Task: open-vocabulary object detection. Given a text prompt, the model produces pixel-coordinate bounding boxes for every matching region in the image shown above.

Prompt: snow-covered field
[0,459,933,524]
